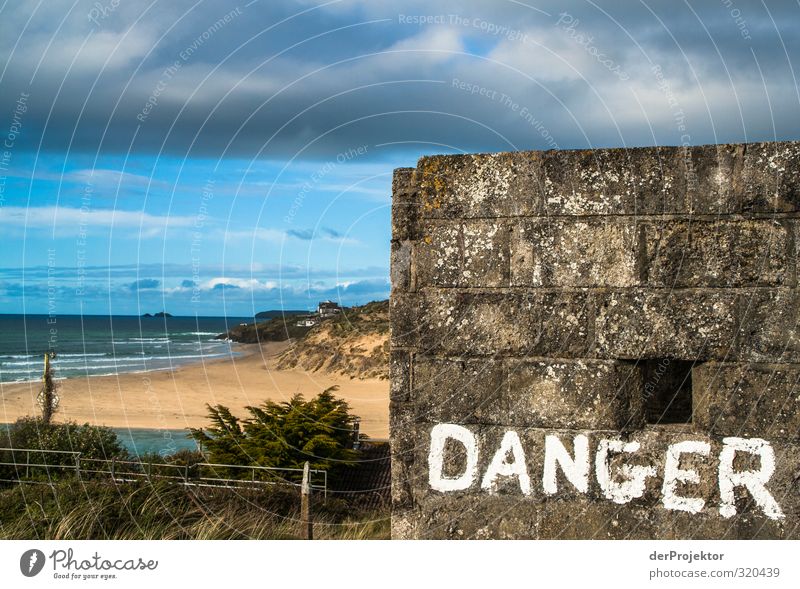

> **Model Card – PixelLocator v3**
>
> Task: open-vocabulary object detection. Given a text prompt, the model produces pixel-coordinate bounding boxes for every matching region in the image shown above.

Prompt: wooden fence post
[300,461,313,540]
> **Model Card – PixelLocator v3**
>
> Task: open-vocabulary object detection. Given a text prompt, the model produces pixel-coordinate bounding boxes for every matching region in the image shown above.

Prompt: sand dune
[0,341,390,438]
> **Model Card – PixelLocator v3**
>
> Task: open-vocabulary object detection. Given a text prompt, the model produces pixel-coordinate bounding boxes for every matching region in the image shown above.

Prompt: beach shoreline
[0,341,390,438]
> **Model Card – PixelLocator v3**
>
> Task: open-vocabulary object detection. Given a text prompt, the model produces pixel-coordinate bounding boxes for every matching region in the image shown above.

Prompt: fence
[0,447,327,497]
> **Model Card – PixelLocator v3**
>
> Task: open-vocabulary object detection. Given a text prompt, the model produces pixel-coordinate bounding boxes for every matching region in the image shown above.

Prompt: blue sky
[1,0,798,315]
[0,148,395,315]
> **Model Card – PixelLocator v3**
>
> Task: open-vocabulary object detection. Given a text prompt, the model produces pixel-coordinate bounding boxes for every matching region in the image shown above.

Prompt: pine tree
[190,386,359,475]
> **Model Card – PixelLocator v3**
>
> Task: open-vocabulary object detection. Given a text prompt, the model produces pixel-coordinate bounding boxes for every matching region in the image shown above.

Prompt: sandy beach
[0,341,390,438]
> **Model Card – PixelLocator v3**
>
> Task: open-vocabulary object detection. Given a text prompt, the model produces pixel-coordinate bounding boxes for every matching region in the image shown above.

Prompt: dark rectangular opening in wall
[643,359,695,424]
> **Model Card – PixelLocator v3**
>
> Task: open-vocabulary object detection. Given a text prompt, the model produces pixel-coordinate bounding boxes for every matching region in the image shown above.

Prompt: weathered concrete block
[490,291,594,357]
[389,292,424,350]
[389,402,417,509]
[389,351,411,402]
[415,146,689,219]
[398,291,594,357]
[414,222,461,287]
[538,147,685,216]
[407,142,800,220]
[733,512,790,539]
[427,291,527,356]
[462,220,511,287]
[390,240,413,292]
[511,218,639,287]
[415,152,543,219]
[629,428,722,507]
[410,357,643,430]
[771,441,800,519]
[650,507,739,539]
[681,144,742,214]
[391,167,419,241]
[694,363,800,441]
[411,357,507,424]
[654,506,792,540]
[412,495,542,539]
[505,359,644,430]
[414,220,511,288]
[536,499,655,539]
[735,289,800,363]
[642,219,790,287]
[740,142,800,212]
[390,456,415,511]
[390,508,418,539]
[595,289,738,360]
[407,485,660,541]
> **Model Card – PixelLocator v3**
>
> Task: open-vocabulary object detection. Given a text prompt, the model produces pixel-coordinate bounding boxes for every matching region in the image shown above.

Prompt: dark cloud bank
[1,0,798,162]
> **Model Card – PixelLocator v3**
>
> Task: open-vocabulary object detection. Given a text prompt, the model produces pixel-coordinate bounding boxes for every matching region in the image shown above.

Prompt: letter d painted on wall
[428,424,479,492]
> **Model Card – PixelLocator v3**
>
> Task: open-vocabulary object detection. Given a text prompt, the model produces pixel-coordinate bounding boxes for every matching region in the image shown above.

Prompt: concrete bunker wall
[389,142,800,539]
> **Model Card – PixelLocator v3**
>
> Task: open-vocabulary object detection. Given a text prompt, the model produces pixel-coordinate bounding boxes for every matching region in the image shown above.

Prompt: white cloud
[0,206,196,233]
[222,227,288,243]
[388,26,464,56]
[222,227,361,245]
[66,169,172,190]
[201,277,280,291]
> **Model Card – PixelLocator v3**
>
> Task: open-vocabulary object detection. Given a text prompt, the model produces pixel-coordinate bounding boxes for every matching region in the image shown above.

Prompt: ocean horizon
[0,314,253,384]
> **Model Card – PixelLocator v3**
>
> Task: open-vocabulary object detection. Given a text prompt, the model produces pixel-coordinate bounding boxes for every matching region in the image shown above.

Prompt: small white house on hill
[317,300,341,317]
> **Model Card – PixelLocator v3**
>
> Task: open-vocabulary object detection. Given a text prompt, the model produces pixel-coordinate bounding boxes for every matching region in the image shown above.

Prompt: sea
[0,314,252,455]
[0,314,250,384]
[113,427,200,456]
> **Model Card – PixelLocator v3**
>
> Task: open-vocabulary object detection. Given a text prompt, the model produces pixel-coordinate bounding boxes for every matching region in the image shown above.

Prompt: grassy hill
[220,300,389,379]
[216,313,314,343]
[275,300,389,379]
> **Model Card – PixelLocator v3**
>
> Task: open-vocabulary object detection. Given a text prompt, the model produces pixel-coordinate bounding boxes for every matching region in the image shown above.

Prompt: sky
[0,0,798,316]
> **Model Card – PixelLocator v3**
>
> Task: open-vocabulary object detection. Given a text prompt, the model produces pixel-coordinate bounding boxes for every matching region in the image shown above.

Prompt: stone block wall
[390,142,800,539]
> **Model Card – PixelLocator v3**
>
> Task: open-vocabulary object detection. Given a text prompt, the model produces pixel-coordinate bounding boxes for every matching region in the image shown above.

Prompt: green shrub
[1,417,126,459]
[190,386,358,476]
[0,417,127,483]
